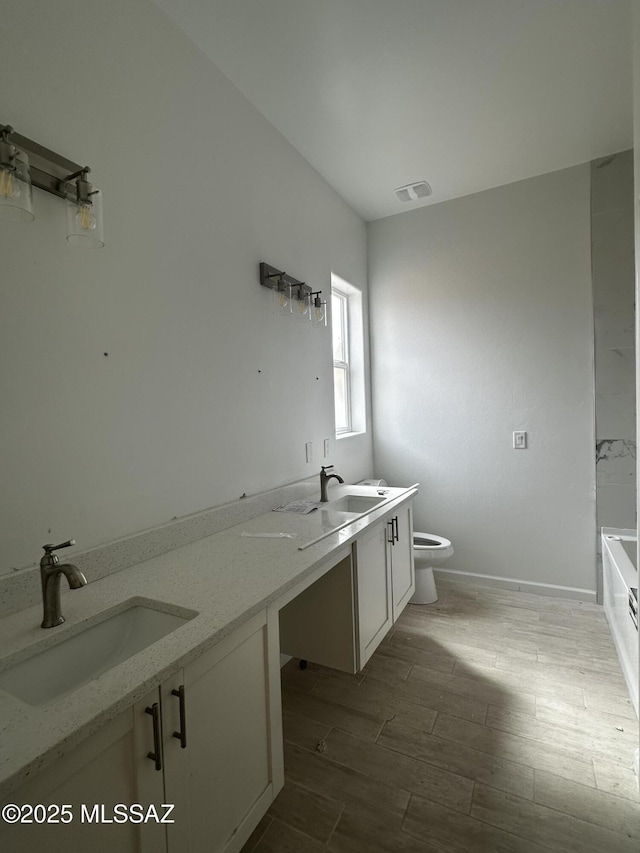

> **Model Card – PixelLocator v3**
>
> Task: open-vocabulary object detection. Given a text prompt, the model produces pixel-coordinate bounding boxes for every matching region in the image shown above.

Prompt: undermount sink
[330,495,386,514]
[0,600,197,706]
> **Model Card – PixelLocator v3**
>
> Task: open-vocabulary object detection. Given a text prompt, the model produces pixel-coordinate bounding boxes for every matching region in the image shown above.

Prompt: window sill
[336,430,366,440]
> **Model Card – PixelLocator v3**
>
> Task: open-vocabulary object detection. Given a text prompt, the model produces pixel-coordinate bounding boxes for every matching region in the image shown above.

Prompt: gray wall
[368,165,597,596]
[0,0,372,573]
[592,150,636,598]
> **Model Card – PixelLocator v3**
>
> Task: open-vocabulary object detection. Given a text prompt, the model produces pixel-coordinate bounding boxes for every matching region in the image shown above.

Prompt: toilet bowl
[411,533,453,604]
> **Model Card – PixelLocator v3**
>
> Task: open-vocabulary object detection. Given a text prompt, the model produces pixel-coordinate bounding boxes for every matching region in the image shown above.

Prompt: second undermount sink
[0,600,197,706]
[330,495,386,514]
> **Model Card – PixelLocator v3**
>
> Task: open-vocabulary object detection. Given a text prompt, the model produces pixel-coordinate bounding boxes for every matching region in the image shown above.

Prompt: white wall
[368,165,596,594]
[0,0,371,573]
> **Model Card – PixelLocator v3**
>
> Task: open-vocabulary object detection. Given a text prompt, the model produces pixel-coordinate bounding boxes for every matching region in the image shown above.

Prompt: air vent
[395,181,432,202]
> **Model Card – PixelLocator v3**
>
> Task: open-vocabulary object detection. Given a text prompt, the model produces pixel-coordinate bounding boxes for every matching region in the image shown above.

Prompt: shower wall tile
[591,150,634,215]
[595,439,636,486]
[590,150,636,597]
[593,309,635,351]
[594,392,636,438]
[593,346,635,396]
[595,483,637,532]
[591,207,635,301]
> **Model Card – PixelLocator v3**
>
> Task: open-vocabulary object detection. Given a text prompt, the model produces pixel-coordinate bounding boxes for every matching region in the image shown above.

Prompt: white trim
[332,288,352,434]
[433,567,597,603]
[331,273,366,436]
[336,429,366,440]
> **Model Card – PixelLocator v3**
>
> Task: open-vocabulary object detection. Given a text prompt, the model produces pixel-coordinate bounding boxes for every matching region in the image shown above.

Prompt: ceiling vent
[395,181,432,202]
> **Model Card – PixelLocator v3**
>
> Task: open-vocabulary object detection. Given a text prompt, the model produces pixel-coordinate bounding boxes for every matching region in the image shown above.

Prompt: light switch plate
[305,442,313,462]
[513,431,527,449]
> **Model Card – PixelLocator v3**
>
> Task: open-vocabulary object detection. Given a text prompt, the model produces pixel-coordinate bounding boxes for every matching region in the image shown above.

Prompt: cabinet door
[162,610,283,853]
[391,503,415,621]
[355,519,393,668]
[0,689,166,853]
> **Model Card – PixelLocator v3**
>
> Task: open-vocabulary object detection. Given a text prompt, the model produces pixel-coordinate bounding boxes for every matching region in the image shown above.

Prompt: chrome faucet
[40,539,87,628]
[320,465,344,502]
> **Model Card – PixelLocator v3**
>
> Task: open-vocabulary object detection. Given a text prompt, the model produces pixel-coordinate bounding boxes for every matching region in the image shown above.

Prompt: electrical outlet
[324,439,330,458]
[513,431,527,449]
[305,442,313,463]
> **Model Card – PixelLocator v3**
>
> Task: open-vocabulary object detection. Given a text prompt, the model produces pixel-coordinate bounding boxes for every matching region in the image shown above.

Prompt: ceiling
[155,0,633,221]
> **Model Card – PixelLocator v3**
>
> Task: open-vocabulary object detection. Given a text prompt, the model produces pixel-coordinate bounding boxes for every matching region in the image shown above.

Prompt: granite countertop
[0,485,417,798]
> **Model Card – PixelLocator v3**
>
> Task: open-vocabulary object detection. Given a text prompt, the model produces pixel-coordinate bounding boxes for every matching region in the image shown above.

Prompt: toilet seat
[413,533,451,550]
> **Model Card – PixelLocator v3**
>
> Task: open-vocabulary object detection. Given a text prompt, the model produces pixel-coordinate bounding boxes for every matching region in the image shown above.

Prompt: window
[332,289,351,433]
[331,274,366,437]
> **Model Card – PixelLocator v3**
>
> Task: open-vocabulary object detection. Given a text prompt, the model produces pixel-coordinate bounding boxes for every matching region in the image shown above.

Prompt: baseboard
[432,568,597,604]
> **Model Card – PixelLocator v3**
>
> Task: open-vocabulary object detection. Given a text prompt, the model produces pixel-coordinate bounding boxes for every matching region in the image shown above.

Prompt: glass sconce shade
[312,293,327,327]
[295,289,312,321]
[274,281,293,315]
[0,150,34,223]
[66,189,104,248]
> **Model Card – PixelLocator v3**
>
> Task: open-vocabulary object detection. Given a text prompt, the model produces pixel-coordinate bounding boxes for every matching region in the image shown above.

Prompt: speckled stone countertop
[0,485,417,799]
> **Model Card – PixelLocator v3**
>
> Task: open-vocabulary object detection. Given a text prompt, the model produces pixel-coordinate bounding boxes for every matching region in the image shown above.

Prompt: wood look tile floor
[241,579,640,852]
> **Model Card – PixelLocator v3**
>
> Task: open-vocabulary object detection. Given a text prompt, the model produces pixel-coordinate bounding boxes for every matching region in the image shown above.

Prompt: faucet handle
[42,539,76,554]
[321,465,334,472]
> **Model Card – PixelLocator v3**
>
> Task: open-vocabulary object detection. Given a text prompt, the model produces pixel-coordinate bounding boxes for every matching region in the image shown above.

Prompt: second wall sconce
[0,123,104,248]
[259,262,327,327]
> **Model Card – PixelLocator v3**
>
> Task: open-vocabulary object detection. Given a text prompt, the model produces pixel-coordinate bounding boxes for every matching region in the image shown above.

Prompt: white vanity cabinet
[280,498,415,673]
[353,517,394,667]
[389,502,415,621]
[161,608,283,853]
[0,688,166,853]
[354,501,415,666]
[0,610,283,853]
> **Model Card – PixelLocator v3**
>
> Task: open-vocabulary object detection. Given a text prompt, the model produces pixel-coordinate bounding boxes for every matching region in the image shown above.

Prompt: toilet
[411,533,453,604]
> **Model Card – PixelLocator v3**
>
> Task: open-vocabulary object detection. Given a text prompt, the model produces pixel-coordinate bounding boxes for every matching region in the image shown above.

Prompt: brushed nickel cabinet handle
[393,516,399,543]
[172,685,187,748]
[145,703,162,771]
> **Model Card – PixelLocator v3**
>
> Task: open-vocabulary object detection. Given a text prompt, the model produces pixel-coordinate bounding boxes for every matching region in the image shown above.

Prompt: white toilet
[411,533,454,604]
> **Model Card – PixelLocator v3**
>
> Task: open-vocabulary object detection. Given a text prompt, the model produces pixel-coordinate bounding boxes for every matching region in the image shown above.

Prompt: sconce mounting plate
[259,262,311,300]
[0,124,83,199]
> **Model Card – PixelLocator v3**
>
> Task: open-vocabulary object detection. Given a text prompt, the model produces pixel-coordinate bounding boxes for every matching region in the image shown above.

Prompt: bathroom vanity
[280,501,414,671]
[0,484,416,852]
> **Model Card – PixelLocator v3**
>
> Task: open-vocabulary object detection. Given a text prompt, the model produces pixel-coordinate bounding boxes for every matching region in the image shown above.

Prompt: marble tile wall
[591,150,636,600]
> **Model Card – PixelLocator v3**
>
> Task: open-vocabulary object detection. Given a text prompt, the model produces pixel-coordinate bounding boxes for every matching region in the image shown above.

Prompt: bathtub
[602,527,639,718]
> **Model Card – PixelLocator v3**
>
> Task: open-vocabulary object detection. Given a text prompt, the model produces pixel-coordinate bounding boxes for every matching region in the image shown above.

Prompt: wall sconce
[293,282,312,322]
[271,272,293,315]
[259,262,325,328]
[0,127,34,223]
[0,123,104,248]
[312,291,327,327]
[63,168,104,248]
